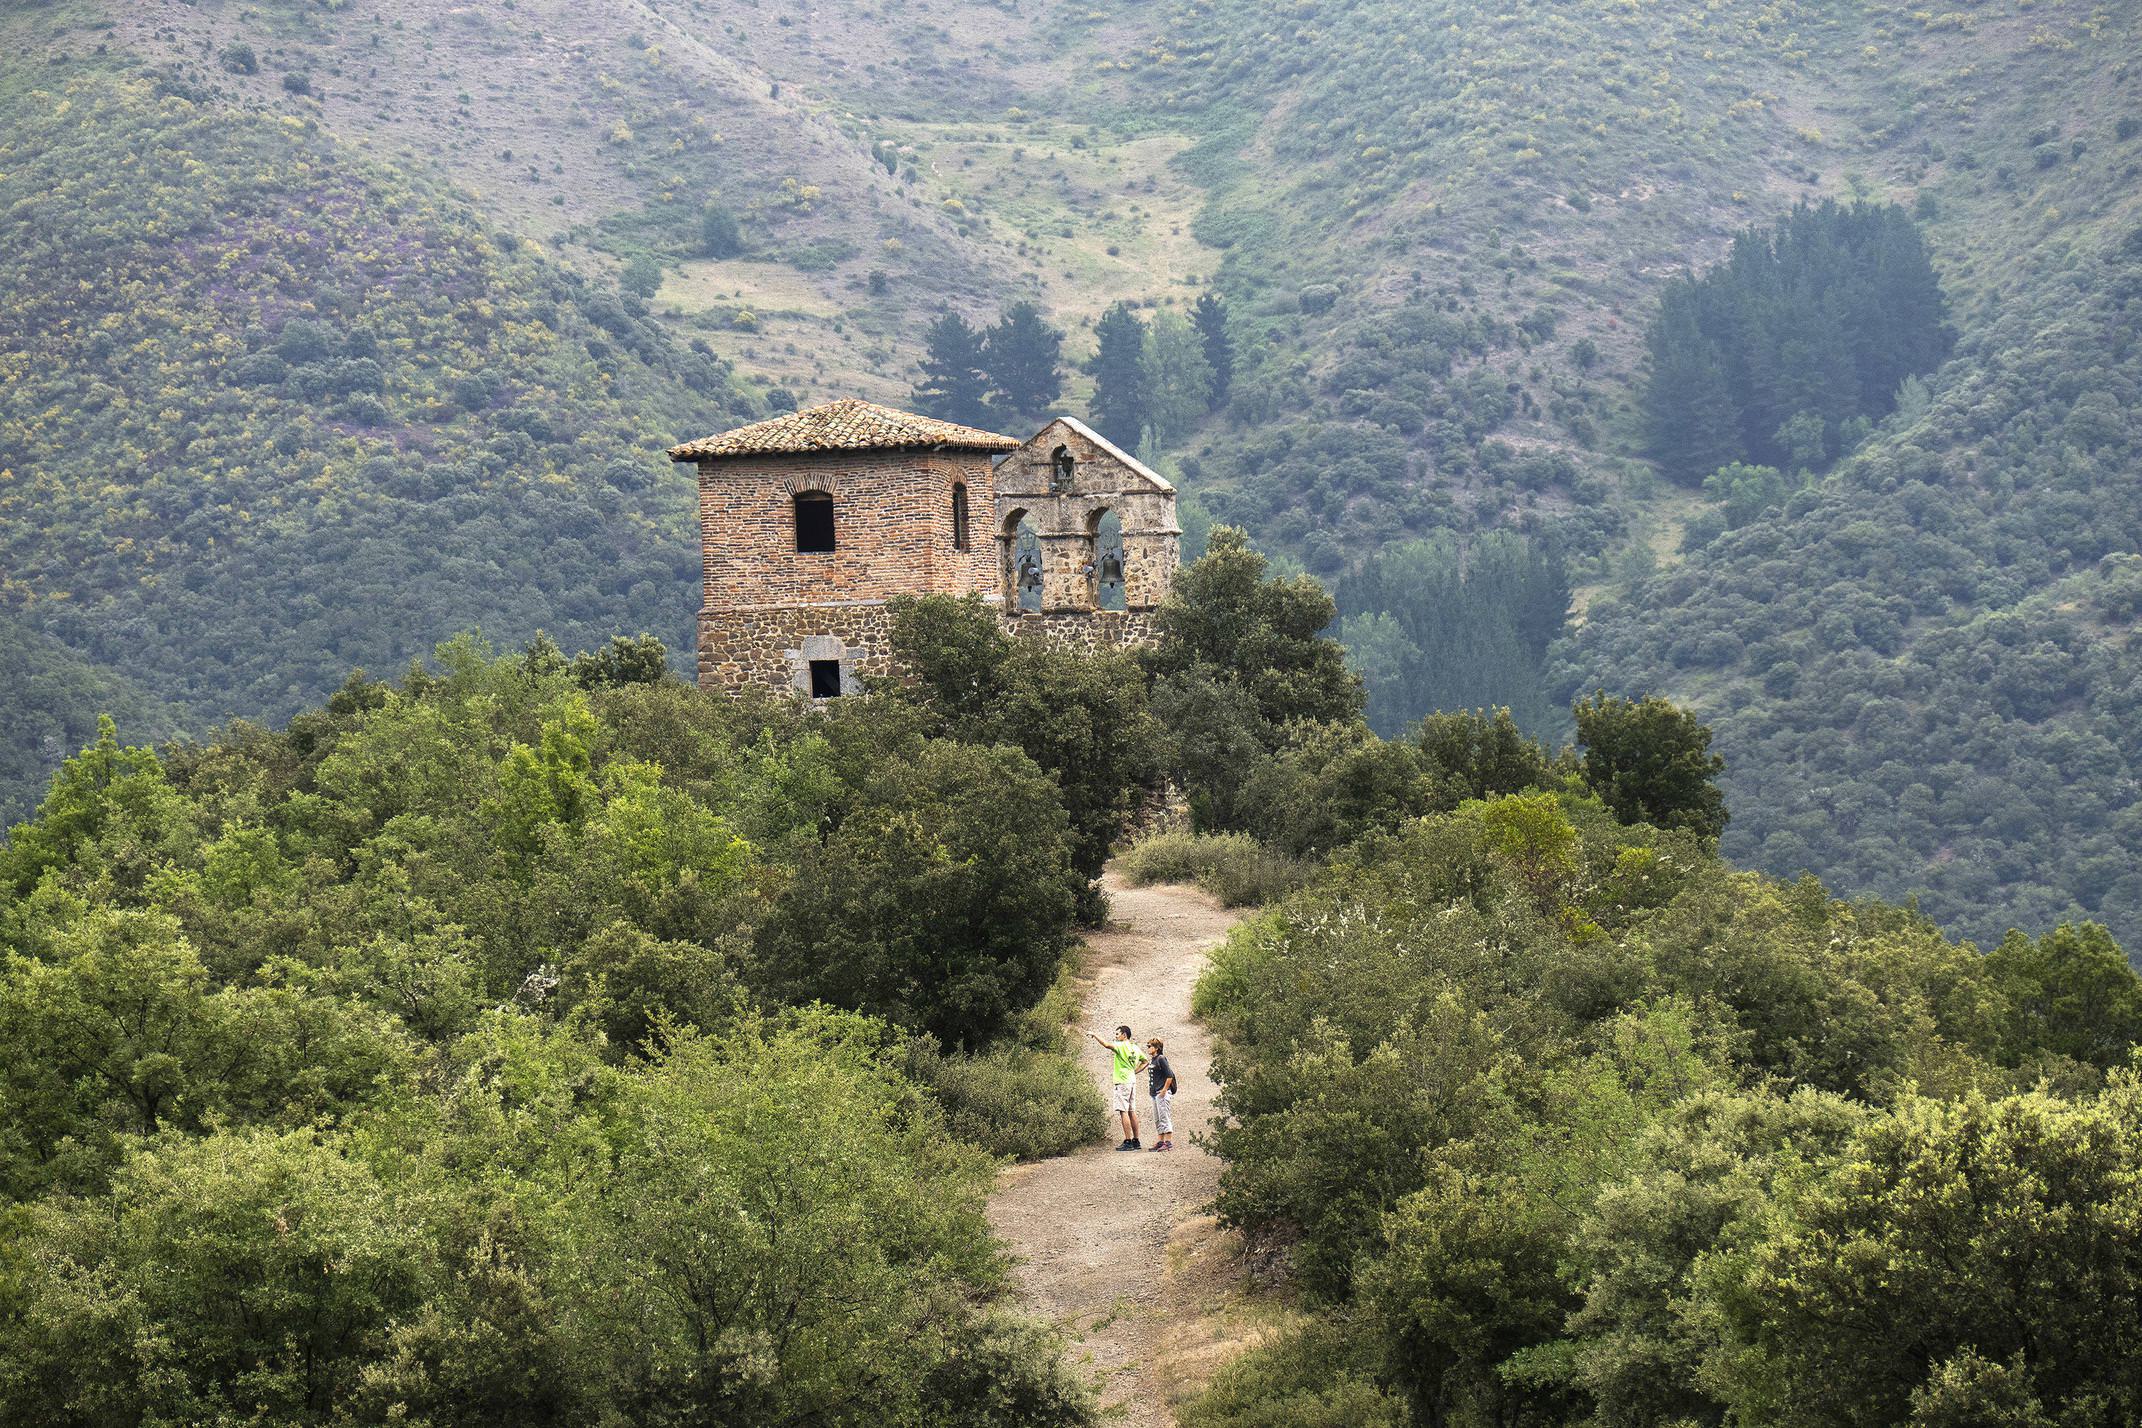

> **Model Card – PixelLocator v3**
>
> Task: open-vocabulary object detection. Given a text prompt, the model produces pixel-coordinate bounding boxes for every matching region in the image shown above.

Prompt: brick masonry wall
[692,430,1172,700]
[696,449,999,611]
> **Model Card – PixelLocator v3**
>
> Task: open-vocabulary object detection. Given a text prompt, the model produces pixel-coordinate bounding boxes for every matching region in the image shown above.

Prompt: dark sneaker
[1116,1140,1136,1151]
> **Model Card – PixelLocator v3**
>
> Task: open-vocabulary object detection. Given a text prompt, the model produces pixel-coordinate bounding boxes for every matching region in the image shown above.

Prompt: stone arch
[1089,507,1127,611]
[1002,508,1043,613]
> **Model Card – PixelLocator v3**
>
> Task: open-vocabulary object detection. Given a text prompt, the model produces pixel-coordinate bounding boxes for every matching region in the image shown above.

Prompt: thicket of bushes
[1117,831,1308,908]
[1127,535,2142,1426]
[0,620,1139,1424]
[1186,788,2142,1428]
[1140,526,1723,867]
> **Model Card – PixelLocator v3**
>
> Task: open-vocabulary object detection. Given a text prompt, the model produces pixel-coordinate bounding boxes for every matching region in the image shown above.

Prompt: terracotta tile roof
[668,399,1020,460]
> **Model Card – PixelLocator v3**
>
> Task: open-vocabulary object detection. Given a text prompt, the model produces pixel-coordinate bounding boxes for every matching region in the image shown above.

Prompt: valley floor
[987,874,1248,1426]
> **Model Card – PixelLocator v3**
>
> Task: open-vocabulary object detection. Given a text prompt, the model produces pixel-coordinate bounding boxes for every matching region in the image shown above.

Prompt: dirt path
[987,872,1244,1426]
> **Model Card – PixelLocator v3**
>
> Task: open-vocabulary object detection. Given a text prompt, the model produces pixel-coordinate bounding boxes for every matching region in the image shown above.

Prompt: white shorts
[1151,1089,1174,1134]
[1111,1081,1135,1113]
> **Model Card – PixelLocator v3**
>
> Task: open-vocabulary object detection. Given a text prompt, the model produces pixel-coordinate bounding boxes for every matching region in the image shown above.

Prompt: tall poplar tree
[911,312,992,428]
[983,302,1065,428]
[1191,292,1234,407]
[1088,302,1150,449]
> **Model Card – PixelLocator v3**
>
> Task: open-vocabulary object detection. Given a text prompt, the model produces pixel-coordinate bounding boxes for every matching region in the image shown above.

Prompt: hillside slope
[0,615,176,818]
[0,55,750,794]
[1558,0,2142,952]
[1566,226,2142,953]
[91,0,1223,408]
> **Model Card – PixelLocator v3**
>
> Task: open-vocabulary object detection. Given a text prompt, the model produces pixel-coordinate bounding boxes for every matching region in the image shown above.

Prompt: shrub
[1181,1320,1404,1428]
[701,202,743,257]
[619,253,662,297]
[754,737,1081,1046]
[1118,831,1308,908]
[904,1039,1106,1160]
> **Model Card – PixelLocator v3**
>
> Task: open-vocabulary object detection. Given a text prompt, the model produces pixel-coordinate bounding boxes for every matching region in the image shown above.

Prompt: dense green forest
[1565,227,2142,954]
[0,615,176,824]
[1338,533,1571,737]
[0,59,750,815]
[0,613,1164,1423]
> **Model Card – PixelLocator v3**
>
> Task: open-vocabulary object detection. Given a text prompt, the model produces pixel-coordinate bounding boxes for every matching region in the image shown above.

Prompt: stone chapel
[668,398,1181,696]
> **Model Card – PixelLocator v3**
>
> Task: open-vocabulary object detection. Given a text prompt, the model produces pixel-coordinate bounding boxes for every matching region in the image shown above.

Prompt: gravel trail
[987,872,1243,1426]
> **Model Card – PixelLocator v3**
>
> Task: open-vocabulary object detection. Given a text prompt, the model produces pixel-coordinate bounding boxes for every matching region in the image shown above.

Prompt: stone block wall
[699,604,1160,698]
[698,603,896,696]
[992,418,1180,613]
[1005,608,1162,657]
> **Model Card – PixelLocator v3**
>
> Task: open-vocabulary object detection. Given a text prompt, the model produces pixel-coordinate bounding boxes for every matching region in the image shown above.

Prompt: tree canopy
[0,636,1132,1424]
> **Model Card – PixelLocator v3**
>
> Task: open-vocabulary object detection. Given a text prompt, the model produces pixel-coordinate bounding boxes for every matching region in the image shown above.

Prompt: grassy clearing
[1118,832,1310,909]
[903,121,1222,337]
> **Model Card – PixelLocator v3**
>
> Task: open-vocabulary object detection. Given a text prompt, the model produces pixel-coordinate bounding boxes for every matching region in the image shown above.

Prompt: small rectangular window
[952,482,971,551]
[794,493,835,553]
[808,659,842,698]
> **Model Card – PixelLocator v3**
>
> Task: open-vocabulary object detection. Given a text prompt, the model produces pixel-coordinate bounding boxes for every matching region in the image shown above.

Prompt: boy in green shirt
[1089,1024,1149,1150]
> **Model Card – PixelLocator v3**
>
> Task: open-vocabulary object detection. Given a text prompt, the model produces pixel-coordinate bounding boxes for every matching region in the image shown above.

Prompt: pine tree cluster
[911,302,1063,431]
[914,296,1234,455]
[1088,295,1233,452]
[1336,531,1571,736]
[1642,200,1953,486]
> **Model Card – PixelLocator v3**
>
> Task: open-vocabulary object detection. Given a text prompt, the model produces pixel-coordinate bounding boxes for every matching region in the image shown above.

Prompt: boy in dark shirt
[1144,1038,1177,1152]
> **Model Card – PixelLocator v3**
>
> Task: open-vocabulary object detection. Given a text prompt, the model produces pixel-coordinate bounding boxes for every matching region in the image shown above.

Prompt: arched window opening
[1091,508,1127,611]
[952,482,970,551]
[793,491,835,553]
[1005,512,1044,614]
[1050,445,1075,492]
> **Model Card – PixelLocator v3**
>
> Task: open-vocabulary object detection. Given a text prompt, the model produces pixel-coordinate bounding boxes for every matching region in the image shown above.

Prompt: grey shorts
[1111,1081,1135,1113]
[1151,1089,1174,1133]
